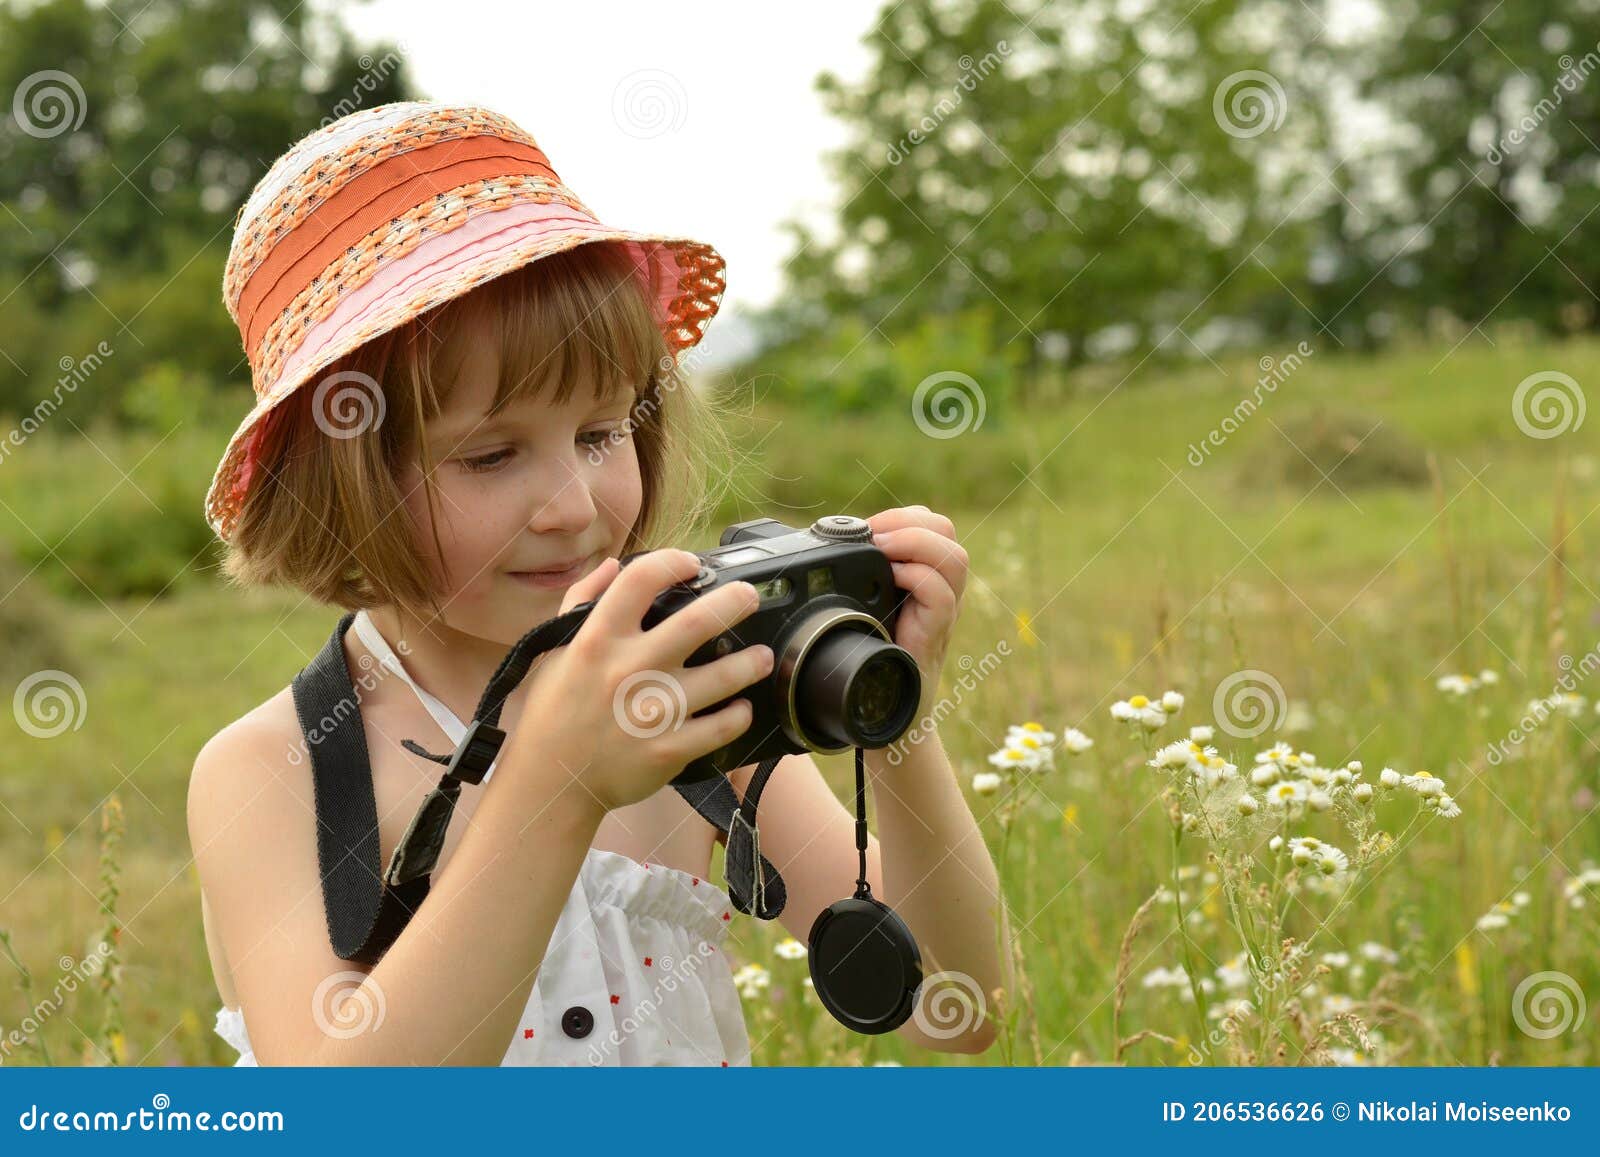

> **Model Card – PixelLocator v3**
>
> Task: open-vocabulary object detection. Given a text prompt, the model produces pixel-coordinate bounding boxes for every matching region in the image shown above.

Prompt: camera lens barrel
[775,608,921,751]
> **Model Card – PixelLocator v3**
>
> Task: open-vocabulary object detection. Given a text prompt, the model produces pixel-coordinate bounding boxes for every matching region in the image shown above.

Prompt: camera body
[617,515,923,783]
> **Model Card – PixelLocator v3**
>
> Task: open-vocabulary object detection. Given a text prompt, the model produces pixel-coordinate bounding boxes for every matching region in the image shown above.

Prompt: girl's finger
[891,559,956,610]
[882,527,968,599]
[560,556,621,615]
[661,697,756,767]
[676,643,775,714]
[587,548,705,637]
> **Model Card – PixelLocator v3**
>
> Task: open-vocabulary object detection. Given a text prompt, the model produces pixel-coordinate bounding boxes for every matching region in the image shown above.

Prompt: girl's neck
[363,605,522,727]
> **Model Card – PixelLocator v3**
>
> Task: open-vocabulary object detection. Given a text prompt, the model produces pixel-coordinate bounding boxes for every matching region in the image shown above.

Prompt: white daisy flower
[1250,763,1282,787]
[774,937,808,960]
[1237,793,1260,816]
[1112,694,1168,730]
[971,771,1003,795]
[1192,754,1238,788]
[1287,836,1325,867]
[1401,770,1445,797]
[1358,941,1399,965]
[1431,792,1461,818]
[1476,911,1509,931]
[1378,767,1402,789]
[1352,783,1374,803]
[733,963,771,999]
[1061,727,1094,753]
[1308,790,1333,812]
[1189,725,1214,742]
[1268,835,1285,852]
[1161,690,1184,713]
[1215,955,1251,990]
[1436,674,1477,696]
[1321,951,1351,969]
[1266,780,1308,809]
[1150,740,1200,772]
[1006,721,1057,747]
[1346,760,1363,774]
[1256,742,1295,765]
[1316,845,1350,875]
[1478,669,1499,685]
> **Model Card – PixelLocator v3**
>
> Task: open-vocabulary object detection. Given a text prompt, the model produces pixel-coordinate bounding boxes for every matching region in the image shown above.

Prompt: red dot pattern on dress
[721,1061,728,1067]
[644,956,653,967]
[523,1028,534,1039]
[722,911,730,921]
[610,994,620,1004]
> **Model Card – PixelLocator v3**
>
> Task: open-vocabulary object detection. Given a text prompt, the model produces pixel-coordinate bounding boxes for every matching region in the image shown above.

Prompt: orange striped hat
[204,100,726,541]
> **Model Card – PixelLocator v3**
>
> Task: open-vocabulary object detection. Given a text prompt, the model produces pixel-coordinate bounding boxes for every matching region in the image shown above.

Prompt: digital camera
[617,515,923,783]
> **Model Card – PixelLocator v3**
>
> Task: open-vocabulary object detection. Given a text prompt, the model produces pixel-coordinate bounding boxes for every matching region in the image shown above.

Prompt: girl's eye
[578,424,627,448]
[459,448,514,473]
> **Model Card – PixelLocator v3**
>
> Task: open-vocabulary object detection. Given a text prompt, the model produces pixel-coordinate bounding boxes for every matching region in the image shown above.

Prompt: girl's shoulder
[186,686,314,852]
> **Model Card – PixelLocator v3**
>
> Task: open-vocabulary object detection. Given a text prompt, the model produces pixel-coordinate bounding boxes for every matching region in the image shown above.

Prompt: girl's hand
[500,550,773,814]
[867,505,968,719]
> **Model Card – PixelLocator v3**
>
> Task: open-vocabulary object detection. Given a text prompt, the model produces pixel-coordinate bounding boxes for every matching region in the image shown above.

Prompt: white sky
[338,0,878,322]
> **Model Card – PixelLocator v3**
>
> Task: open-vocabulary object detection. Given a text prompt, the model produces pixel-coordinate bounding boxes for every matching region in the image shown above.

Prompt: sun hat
[203,100,726,541]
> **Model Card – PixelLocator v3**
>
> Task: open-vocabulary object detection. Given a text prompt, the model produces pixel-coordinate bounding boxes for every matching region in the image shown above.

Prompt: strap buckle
[445,718,505,785]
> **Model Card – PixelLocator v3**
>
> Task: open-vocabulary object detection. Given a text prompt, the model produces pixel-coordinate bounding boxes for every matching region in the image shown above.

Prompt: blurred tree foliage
[752,0,1600,411]
[0,0,417,418]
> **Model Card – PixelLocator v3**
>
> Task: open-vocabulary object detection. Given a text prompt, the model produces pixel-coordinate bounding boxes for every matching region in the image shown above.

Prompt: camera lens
[794,626,920,749]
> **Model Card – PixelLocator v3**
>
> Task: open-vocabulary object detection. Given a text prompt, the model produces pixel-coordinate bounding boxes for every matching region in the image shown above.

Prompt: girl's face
[397,314,644,646]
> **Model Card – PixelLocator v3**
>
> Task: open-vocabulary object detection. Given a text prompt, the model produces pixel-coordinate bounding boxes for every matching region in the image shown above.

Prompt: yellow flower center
[1130,695,1149,709]
[1023,721,1043,731]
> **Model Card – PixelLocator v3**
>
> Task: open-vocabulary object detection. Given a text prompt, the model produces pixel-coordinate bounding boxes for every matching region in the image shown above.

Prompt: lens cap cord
[805,746,925,1035]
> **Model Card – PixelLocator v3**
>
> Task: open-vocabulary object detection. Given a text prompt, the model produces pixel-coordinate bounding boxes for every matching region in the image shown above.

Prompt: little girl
[187,100,1004,1066]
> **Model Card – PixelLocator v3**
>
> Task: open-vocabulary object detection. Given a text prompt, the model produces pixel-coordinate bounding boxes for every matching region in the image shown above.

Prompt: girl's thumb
[560,556,620,614]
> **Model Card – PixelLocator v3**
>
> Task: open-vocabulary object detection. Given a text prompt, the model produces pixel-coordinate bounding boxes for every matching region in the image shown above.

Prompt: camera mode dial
[810,515,873,542]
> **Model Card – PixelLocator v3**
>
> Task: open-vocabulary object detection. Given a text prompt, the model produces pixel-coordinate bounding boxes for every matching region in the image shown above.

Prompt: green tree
[0,0,418,414]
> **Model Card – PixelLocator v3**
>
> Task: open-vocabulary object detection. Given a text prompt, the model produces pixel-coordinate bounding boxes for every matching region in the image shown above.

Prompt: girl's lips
[507,554,592,589]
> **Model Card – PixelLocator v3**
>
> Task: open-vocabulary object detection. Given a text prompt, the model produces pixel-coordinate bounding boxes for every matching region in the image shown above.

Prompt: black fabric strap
[294,609,790,967]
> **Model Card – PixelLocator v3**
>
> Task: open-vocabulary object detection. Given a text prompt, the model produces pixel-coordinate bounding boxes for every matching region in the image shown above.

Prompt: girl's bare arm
[188,704,605,1066]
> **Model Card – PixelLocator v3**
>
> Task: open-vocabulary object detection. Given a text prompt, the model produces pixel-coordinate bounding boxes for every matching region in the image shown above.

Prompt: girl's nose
[525,459,598,535]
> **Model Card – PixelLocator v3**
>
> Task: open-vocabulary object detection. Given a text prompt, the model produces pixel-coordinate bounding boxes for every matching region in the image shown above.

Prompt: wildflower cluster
[971,721,1092,795]
[1434,669,1499,696]
[1112,690,1184,731]
[1474,891,1531,931]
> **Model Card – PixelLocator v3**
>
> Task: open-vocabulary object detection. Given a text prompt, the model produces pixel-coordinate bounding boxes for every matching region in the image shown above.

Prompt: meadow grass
[1,330,1597,1065]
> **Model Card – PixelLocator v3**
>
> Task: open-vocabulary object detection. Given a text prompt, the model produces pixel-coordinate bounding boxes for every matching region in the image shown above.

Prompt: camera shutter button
[688,564,717,591]
[810,515,872,542]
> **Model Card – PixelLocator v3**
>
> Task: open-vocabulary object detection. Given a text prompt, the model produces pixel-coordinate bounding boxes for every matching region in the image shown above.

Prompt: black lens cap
[807,895,922,1034]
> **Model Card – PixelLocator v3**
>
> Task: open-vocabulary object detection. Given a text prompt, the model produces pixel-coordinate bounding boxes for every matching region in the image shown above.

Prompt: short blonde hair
[221,242,732,615]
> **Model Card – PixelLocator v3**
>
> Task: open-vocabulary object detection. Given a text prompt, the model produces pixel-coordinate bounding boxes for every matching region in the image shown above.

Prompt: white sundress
[213,609,751,1067]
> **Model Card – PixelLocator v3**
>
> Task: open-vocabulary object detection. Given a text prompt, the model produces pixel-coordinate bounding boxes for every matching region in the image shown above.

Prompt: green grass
[2,332,1598,1065]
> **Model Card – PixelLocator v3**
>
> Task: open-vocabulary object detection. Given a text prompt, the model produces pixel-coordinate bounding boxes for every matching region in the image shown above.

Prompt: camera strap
[294,610,788,967]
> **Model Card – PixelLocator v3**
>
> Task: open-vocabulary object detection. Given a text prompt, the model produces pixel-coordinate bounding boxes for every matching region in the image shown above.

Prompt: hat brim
[204,210,724,541]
